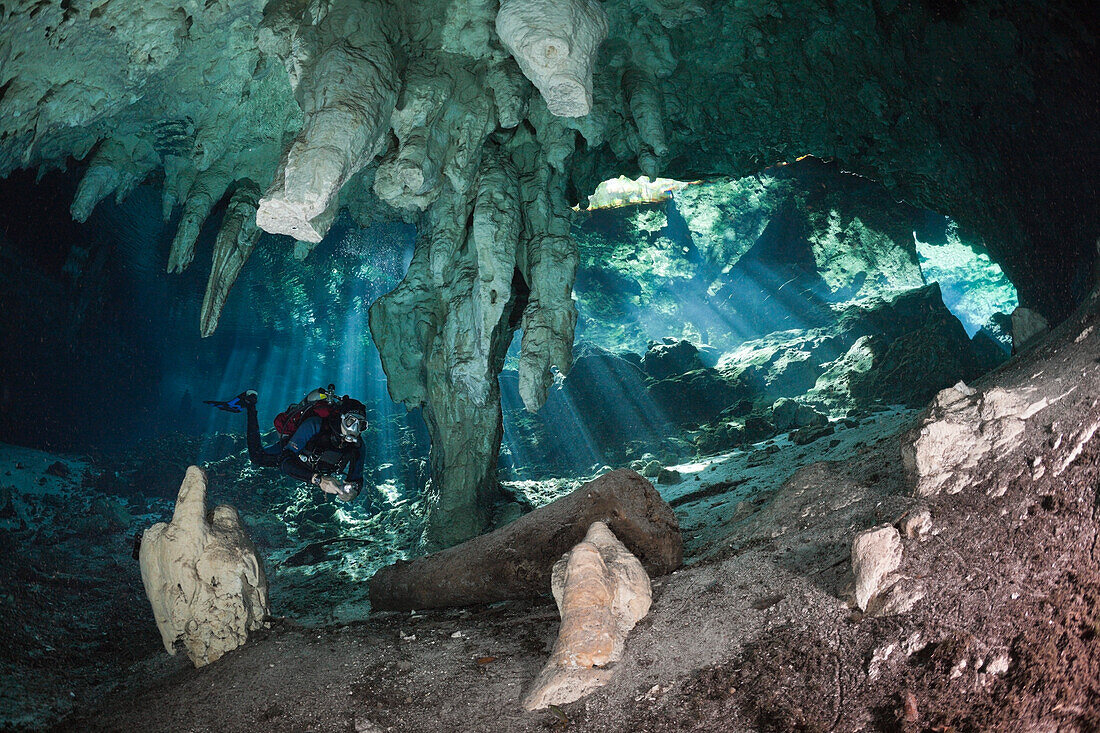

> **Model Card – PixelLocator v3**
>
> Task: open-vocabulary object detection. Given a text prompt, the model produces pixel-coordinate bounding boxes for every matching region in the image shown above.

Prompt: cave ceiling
[2,0,1097,316]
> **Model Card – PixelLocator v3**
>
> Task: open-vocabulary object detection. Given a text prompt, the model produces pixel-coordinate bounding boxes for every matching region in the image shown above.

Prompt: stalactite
[513,148,579,412]
[373,57,496,213]
[70,138,159,223]
[622,68,668,179]
[166,163,233,274]
[495,0,609,118]
[200,180,263,338]
[256,0,398,244]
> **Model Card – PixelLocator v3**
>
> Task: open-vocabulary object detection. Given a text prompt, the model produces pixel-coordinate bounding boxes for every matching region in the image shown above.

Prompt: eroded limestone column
[496,0,609,117]
[257,0,397,243]
[373,57,496,213]
[370,154,521,548]
[138,467,268,667]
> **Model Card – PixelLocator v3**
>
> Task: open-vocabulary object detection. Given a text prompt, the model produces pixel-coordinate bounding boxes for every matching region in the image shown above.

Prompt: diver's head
[339,410,366,443]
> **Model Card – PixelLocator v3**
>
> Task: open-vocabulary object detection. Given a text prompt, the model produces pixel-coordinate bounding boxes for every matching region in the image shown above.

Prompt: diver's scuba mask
[340,412,366,442]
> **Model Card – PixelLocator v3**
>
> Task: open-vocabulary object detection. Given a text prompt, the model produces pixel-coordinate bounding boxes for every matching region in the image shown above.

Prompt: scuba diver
[210,385,367,502]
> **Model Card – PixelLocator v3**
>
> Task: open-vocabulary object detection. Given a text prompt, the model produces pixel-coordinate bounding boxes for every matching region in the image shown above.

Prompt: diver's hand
[317,475,342,496]
[336,481,360,503]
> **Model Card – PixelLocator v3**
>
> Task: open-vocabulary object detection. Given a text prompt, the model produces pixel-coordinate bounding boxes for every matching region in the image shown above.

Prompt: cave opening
[498,157,1020,484]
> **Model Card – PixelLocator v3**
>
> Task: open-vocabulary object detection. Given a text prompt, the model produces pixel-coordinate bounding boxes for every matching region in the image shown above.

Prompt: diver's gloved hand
[317,475,343,496]
[336,482,360,503]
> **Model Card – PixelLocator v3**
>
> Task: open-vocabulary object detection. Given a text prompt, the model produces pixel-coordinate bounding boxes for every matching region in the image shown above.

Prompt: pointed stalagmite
[138,467,268,667]
[200,180,263,338]
[523,521,652,710]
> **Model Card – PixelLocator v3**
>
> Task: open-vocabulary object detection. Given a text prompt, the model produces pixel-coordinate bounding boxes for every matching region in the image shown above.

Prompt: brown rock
[369,469,681,611]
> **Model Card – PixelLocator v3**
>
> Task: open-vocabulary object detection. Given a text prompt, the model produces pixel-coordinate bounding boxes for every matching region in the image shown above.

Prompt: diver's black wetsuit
[245,402,364,485]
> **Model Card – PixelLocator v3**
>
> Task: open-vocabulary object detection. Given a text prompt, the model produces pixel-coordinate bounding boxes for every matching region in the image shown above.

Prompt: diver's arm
[345,443,365,486]
[278,451,316,483]
[285,417,321,454]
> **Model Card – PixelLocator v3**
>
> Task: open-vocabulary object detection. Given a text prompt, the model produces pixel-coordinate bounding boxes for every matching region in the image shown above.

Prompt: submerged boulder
[138,466,268,667]
[646,368,747,426]
[901,382,1046,498]
[1011,306,1050,353]
[771,398,828,432]
[641,339,707,380]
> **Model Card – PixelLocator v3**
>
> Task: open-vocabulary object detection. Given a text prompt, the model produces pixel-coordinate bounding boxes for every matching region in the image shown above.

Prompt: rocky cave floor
[1,294,1097,731]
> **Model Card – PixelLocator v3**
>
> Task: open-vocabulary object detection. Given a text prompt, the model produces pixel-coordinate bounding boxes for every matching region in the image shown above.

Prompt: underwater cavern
[1,0,1099,730]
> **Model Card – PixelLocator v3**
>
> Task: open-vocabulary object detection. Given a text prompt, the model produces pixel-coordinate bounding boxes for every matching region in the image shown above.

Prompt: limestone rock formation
[1011,306,1050,353]
[901,381,1049,498]
[368,469,680,611]
[138,467,268,667]
[2,0,1097,549]
[851,525,923,617]
[523,521,651,710]
[852,525,901,612]
[495,0,609,117]
[256,0,398,243]
[201,180,264,337]
[640,339,706,380]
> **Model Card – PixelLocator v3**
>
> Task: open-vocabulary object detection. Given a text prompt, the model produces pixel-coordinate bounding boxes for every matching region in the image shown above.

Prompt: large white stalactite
[495,0,609,118]
[256,0,398,244]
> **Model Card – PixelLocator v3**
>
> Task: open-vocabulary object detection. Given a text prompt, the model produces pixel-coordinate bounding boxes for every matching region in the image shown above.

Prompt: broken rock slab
[139,466,268,667]
[369,469,681,611]
[901,382,1045,497]
[851,524,924,617]
[1011,306,1050,353]
[523,521,651,710]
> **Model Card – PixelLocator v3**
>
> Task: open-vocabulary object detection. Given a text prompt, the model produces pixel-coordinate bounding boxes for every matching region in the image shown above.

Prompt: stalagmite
[166,164,233,274]
[138,467,268,668]
[257,0,398,243]
[200,180,263,338]
[523,521,652,710]
[496,0,609,117]
[70,138,159,223]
